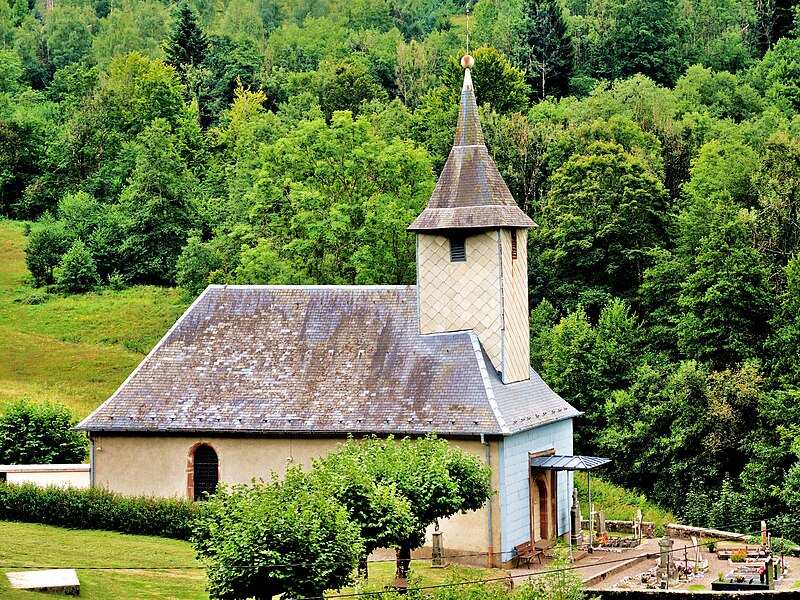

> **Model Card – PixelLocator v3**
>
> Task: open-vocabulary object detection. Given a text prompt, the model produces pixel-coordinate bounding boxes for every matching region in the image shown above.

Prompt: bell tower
[408,55,536,384]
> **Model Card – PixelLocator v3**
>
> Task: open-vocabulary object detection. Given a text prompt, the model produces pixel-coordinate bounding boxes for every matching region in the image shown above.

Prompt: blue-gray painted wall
[498,418,574,560]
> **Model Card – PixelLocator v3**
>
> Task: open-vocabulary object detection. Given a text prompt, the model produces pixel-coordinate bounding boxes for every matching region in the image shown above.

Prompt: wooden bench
[514,541,543,569]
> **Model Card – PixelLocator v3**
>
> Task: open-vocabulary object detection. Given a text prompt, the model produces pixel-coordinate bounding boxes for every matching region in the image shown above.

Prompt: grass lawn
[335,560,510,596]
[0,521,506,599]
[0,521,207,599]
[0,220,190,417]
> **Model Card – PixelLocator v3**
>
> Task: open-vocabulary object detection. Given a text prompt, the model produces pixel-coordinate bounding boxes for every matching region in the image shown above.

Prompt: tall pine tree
[514,0,574,100]
[164,3,207,73]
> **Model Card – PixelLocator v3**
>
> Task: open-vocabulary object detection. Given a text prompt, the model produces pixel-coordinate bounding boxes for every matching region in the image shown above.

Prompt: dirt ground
[588,538,800,592]
[506,537,800,592]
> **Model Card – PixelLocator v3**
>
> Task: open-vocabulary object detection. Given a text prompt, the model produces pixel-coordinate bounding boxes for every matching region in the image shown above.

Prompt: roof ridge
[207,284,413,291]
[454,68,484,147]
[468,331,511,435]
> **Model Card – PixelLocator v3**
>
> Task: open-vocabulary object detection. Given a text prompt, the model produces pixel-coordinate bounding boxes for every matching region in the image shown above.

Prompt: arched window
[191,444,218,501]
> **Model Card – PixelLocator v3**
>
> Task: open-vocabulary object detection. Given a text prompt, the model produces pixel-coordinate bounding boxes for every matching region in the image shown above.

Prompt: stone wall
[581,519,656,538]
[665,523,750,541]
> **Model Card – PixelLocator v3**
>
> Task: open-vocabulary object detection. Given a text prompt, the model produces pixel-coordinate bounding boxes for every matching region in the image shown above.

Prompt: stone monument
[570,488,583,546]
[657,526,677,589]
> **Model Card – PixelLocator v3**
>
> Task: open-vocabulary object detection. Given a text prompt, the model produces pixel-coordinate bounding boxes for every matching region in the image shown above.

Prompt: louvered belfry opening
[193,444,218,501]
[450,235,466,262]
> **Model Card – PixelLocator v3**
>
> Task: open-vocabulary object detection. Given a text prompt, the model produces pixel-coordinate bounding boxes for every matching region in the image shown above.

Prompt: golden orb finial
[461,54,474,69]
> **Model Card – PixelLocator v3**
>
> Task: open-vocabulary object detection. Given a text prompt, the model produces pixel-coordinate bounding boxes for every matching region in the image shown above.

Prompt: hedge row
[0,482,199,540]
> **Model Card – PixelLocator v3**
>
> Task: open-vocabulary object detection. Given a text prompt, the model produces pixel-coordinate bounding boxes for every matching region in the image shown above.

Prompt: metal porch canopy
[529,455,611,471]
[529,455,611,553]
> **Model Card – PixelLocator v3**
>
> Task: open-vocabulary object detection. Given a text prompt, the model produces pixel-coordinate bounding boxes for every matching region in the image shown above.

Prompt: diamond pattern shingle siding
[77,285,578,437]
[500,228,530,383]
[418,231,503,371]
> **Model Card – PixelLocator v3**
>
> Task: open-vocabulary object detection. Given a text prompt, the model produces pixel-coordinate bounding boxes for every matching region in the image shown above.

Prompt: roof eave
[503,410,581,437]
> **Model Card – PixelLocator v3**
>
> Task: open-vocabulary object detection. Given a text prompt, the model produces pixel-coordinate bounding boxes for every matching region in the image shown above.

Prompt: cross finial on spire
[461,6,474,70]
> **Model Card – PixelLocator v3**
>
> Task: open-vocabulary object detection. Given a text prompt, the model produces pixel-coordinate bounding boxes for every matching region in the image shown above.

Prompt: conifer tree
[164,3,207,72]
[514,0,573,100]
[11,0,29,27]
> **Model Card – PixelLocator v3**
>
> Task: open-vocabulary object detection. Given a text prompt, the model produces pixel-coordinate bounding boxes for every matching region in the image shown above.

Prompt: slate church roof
[407,67,536,232]
[77,285,578,437]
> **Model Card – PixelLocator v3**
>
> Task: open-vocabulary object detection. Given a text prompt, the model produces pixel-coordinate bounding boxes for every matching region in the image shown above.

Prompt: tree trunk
[395,546,411,580]
[357,555,369,580]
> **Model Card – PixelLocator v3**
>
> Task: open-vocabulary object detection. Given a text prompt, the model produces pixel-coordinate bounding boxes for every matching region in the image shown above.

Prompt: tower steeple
[410,57,535,384]
[408,60,535,232]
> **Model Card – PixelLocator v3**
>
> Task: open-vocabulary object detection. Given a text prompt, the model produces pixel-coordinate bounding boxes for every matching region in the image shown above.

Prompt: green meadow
[574,472,675,530]
[0,220,189,417]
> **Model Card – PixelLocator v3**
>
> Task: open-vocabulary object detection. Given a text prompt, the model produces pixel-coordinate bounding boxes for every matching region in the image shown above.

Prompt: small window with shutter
[511,230,518,260]
[450,236,466,262]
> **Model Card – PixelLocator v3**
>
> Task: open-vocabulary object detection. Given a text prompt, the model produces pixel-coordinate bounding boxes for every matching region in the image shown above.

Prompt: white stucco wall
[498,418,574,562]
[91,434,502,562]
[0,464,90,488]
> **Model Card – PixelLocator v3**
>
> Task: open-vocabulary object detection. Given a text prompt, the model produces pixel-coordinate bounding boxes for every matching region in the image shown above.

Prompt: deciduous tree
[193,471,363,600]
[678,210,773,369]
[24,215,72,286]
[55,239,100,293]
[442,46,529,113]
[538,141,669,311]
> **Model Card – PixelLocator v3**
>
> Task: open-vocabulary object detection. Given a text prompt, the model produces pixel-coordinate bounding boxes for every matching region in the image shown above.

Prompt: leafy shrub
[0,399,88,464]
[193,472,363,598]
[55,239,100,293]
[0,482,198,540]
[24,216,72,287]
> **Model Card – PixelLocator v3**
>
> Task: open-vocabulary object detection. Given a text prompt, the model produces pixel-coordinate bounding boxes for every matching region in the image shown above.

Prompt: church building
[77,57,581,568]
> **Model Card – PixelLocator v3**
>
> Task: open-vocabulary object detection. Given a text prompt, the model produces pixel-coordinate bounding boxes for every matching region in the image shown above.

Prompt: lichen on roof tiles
[76,285,578,436]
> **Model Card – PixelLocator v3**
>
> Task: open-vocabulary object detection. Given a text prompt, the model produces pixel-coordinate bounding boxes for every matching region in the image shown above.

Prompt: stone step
[572,550,589,562]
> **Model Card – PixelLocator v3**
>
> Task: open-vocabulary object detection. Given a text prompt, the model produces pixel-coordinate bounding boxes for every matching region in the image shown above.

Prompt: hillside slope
[0,221,189,417]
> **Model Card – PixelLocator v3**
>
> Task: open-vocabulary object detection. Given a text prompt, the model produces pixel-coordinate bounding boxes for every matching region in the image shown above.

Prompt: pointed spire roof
[408,59,536,232]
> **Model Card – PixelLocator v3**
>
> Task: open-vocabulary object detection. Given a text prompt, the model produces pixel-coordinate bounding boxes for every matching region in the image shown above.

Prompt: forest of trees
[2,0,800,538]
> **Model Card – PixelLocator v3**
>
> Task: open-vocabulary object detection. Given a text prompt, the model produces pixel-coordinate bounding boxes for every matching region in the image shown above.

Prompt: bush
[24,216,72,287]
[193,471,364,599]
[0,482,198,540]
[0,399,88,464]
[55,239,100,293]
[13,290,51,305]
